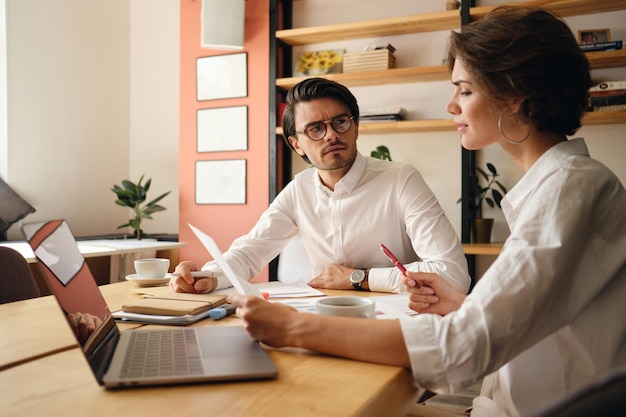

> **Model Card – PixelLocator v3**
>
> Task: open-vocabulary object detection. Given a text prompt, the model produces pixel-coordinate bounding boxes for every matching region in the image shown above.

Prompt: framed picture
[578,29,611,44]
[294,49,344,77]
[195,159,246,204]
[196,53,247,101]
[197,106,248,152]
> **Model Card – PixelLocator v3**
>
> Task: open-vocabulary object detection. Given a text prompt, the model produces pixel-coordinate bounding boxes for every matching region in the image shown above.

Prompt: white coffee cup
[316,296,376,319]
[134,258,170,278]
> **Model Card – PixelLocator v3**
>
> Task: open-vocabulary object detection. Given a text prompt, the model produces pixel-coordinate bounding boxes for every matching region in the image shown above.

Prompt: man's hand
[402,272,466,316]
[228,294,301,348]
[308,264,356,290]
[169,260,218,293]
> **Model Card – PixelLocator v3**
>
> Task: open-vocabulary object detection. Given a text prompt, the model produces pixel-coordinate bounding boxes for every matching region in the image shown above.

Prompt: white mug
[316,296,376,319]
[133,258,170,278]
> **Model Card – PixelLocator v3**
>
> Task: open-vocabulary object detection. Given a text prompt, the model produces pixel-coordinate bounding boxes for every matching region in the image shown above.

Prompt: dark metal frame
[268,0,293,280]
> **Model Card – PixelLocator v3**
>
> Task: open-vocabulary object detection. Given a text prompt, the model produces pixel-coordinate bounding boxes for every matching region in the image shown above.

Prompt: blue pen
[208,303,237,320]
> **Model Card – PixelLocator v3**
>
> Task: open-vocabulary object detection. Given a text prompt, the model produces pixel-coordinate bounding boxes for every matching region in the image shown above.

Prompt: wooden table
[0,281,419,417]
[0,282,143,370]
[0,239,186,282]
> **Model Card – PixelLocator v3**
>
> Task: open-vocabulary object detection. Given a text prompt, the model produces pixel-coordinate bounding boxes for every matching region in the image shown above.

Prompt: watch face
[350,269,365,284]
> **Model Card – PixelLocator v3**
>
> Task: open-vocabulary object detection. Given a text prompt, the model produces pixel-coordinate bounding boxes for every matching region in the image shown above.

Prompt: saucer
[125,273,173,287]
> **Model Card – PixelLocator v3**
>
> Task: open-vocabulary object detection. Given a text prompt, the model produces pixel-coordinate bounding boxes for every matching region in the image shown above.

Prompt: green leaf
[495,180,507,194]
[477,167,489,182]
[146,191,171,207]
[492,189,504,208]
[121,179,136,192]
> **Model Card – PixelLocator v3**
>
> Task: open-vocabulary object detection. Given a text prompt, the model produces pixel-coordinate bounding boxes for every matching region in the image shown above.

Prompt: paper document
[253,281,324,298]
[369,294,420,319]
[188,223,264,298]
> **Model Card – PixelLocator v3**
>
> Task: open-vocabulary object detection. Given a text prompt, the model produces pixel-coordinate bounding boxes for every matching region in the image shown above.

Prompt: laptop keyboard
[120,329,204,379]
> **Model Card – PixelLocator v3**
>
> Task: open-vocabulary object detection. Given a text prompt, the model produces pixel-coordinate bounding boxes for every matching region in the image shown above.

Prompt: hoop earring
[498,110,531,144]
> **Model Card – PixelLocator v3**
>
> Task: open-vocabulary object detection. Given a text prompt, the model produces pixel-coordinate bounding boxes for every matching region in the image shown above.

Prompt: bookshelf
[272,0,626,260]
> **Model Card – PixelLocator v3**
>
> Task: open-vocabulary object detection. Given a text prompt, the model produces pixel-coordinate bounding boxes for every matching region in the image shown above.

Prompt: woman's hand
[402,272,466,316]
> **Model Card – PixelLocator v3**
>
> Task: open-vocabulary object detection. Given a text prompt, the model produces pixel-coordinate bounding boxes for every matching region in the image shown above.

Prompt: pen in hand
[380,243,420,288]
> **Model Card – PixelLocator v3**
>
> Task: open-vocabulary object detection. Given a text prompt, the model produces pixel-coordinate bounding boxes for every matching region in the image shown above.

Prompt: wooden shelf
[276,65,449,90]
[275,51,626,91]
[469,0,626,21]
[275,119,455,136]
[583,110,626,125]
[586,49,626,69]
[462,243,503,256]
[276,10,460,46]
[275,111,626,137]
[276,0,626,47]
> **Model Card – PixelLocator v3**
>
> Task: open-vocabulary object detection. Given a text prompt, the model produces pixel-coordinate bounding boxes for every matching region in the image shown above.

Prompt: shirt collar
[315,152,366,195]
[503,138,589,211]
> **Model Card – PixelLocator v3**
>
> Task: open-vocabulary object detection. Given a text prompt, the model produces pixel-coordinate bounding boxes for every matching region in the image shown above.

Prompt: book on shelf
[593,104,626,112]
[360,107,406,123]
[589,94,626,107]
[580,40,622,52]
[589,88,626,97]
[590,81,626,92]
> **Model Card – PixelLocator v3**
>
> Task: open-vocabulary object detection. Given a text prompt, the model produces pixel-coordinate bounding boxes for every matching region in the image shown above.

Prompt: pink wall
[179,0,270,282]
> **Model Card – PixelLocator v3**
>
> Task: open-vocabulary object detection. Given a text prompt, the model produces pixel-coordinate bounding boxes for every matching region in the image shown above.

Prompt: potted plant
[459,162,507,243]
[370,145,392,161]
[111,175,171,240]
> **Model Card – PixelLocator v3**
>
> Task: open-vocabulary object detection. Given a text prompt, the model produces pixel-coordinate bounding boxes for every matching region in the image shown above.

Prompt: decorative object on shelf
[295,49,343,76]
[578,28,611,45]
[446,0,460,10]
[370,145,392,161]
[458,162,507,243]
[344,45,395,73]
[111,175,171,240]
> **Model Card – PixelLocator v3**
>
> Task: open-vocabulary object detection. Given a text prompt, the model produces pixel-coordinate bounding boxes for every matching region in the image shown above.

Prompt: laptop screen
[22,219,119,382]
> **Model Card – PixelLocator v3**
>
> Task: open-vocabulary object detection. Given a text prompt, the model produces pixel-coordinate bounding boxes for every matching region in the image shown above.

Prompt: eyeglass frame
[293,114,356,141]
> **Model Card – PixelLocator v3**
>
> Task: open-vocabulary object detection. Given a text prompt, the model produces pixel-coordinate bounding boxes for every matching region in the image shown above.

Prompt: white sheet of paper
[188,223,264,298]
[253,280,325,298]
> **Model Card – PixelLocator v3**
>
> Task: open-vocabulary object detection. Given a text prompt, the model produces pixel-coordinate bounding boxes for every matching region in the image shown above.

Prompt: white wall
[3,0,179,240]
[129,0,179,236]
[292,0,626,244]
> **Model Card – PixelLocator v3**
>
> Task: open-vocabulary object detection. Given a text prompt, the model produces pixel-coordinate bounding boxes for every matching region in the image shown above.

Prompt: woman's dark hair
[446,6,592,136]
[282,77,360,164]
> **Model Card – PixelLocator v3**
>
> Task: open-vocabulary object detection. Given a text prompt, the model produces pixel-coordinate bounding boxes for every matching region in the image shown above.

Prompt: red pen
[380,243,420,288]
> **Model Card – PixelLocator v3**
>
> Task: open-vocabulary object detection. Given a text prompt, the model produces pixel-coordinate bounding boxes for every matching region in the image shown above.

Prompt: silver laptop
[22,219,278,388]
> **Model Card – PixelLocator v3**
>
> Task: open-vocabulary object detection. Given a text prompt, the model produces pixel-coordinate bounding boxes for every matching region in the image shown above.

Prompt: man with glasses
[170,77,470,296]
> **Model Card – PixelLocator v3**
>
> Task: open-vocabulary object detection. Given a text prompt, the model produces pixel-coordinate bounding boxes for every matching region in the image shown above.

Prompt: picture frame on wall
[195,159,246,204]
[578,28,611,44]
[197,106,248,152]
[196,53,247,101]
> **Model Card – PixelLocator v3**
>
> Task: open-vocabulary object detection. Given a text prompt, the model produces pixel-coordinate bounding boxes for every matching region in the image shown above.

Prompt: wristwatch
[349,269,368,291]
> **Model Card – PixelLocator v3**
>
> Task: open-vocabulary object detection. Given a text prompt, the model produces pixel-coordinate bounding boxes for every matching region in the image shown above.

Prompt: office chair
[276,236,313,283]
[0,246,40,303]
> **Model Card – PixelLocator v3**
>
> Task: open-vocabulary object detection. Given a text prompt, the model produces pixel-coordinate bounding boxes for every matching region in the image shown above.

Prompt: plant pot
[471,218,494,243]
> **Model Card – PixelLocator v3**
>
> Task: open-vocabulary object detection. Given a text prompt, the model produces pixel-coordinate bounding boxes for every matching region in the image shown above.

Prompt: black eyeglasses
[294,114,355,141]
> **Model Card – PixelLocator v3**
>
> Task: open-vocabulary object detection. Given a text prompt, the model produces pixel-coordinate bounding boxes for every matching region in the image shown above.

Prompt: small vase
[471,218,494,243]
